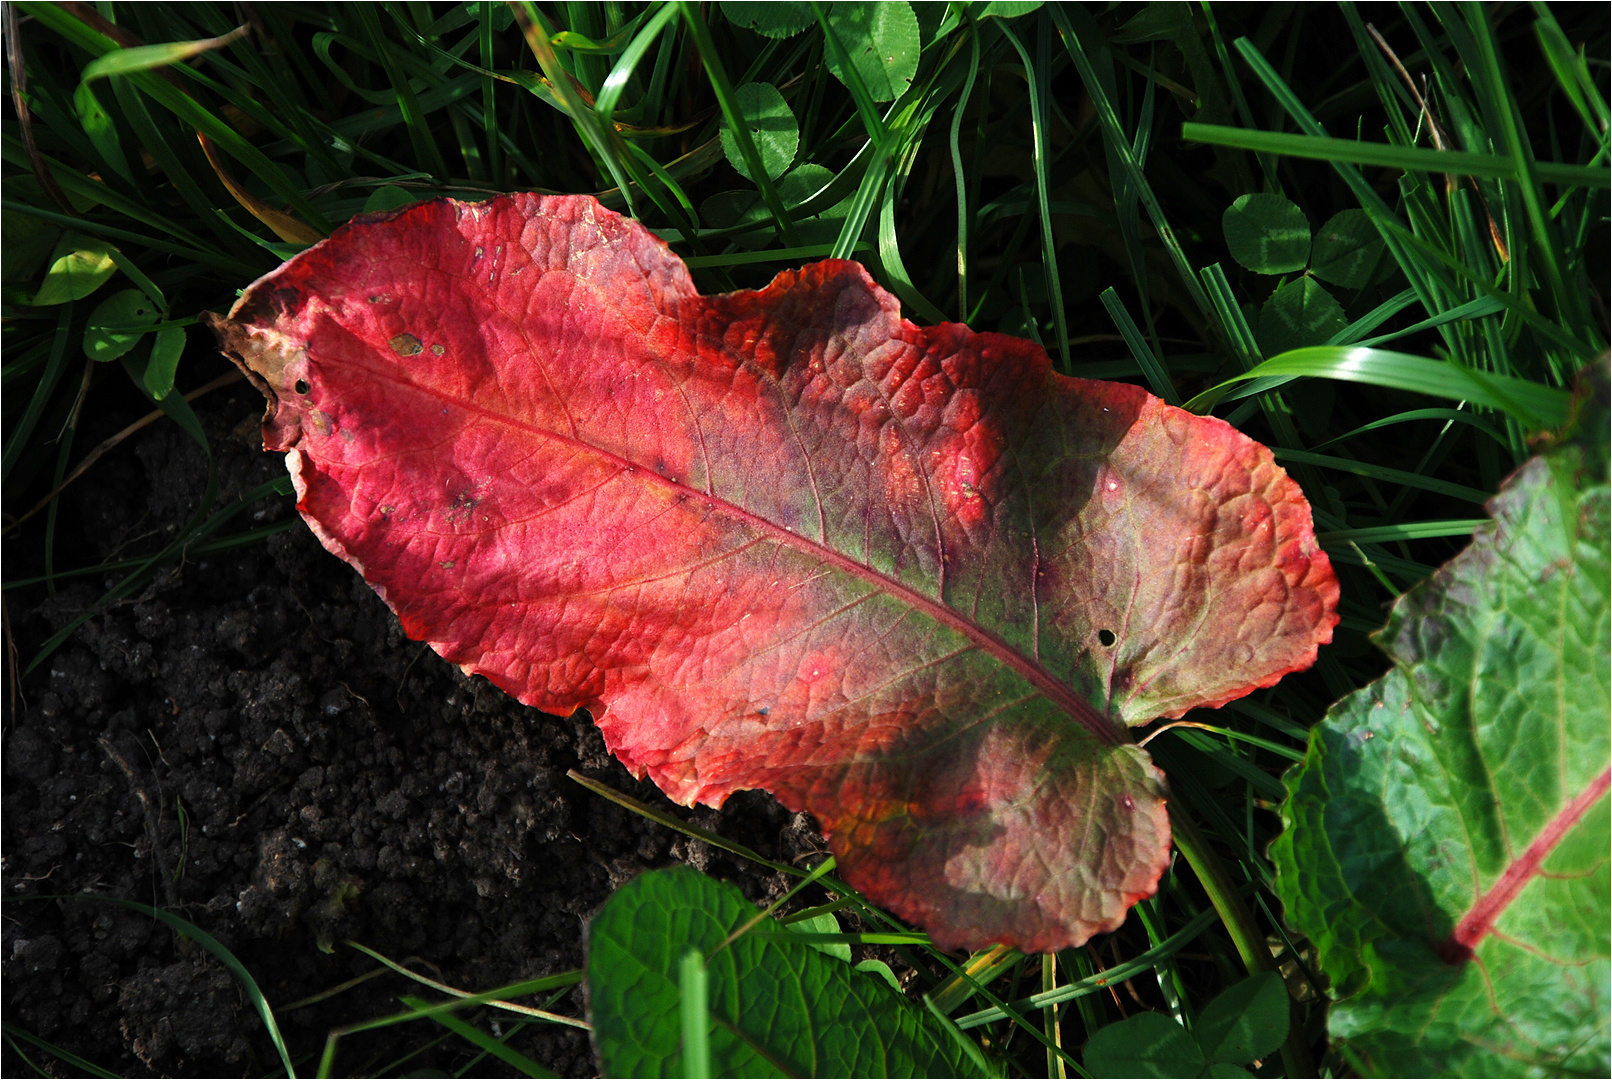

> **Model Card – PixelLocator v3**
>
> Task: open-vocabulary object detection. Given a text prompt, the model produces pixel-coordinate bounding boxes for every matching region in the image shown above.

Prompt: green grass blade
[356,5,451,180]
[809,0,889,156]
[1,303,73,484]
[76,897,296,1076]
[922,996,998,1078]
[1310,407,1510,453]
[999,20,1069,369]
[400,997,558,1078]
[1184,345,1571,427]
[678,949,711,1079]
[1051,4,1210,318]
[1271,447,1492,504]
[1336,295,1507,349]
[680,1,799,244]
[1532,2,1610,135]
[949,27,981,321]
[595,3,680,122]
[957,907,1222,1028]
[1099,287,1179,404]
[2,1023,121,1079]
[1181,122,1612,188]
[877,161,948,324]
[79,24,245,81]
[1317,520,1485,544]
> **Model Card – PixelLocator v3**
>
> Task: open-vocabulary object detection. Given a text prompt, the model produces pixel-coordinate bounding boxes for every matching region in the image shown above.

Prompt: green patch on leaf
[1259,277,1347,358]
[1083,973,1288,1078]
[720,1,814,38]
[83,288,160,363]
[31,233,119,306]
[1223,193,1310,275]
[2,212,61,287]
[362,186,418,214]
[1310,209,1385,290]
[586,866,989,1078]
[784,910,852,962]
[144,327,187,400]
[823,2,920,102]
[719,82,798,182]
[975,1,1046,20]
[1273,365,1611,1077]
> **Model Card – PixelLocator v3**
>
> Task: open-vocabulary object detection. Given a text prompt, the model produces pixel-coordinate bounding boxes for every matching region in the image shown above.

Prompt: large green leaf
[586,866,989,1078]
[1274,369,1610,1077]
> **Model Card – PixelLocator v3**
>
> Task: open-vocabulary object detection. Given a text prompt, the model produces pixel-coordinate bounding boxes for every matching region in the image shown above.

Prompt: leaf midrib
[344,356,1124,748]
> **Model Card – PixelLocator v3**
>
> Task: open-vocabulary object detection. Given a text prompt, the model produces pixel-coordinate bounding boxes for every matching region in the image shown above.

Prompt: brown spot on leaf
[390,333,423,356]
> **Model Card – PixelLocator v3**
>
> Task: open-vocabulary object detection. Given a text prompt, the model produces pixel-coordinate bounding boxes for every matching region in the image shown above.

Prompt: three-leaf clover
[1083,972,1290,1078]
[1223,193,1386,358]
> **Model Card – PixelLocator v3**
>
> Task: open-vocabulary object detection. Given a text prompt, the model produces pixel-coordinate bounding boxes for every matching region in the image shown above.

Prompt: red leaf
[207,194,1337,951]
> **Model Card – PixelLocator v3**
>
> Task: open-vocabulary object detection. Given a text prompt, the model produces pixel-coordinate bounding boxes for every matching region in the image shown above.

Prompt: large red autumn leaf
[207,193,1336,952]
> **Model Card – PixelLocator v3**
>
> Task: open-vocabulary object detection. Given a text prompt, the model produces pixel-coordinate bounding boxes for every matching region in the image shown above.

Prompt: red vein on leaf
[356,363,1123,748]
[1439,766,1612,964]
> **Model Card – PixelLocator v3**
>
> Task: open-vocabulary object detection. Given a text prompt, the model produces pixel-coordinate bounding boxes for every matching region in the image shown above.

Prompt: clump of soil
[2,376,830,1076]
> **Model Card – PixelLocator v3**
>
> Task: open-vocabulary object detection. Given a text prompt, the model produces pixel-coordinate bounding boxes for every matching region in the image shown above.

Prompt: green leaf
[586,866,989,1078]
[71,79,134,184]
[785,910,852,962]
[83,287,161,362]
[1194,972,1288,1065]
[1259,278,1347,357]
[855,958,903,991]
[1309,209,1385,290]
[362,185,418,214]
[30,232,118,306]
[720,1,814,38]
[79,26,247,81]
[1222,193,1310,274]
[1273,367,1611,1077]
[823,1,920,102]
[1083,1012,1205,1078]
[975,1,1045,19]
[719,82,798,181]
[144,326,187,399]
[2,211,61,286]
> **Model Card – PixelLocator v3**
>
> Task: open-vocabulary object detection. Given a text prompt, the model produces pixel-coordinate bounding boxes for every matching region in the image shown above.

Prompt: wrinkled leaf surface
[586,866,987,1078]
[209,193,1336,951]
[1274,380,1610,1076]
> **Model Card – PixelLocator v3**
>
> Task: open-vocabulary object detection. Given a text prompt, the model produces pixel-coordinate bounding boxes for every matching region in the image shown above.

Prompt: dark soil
[2,365,834,1077]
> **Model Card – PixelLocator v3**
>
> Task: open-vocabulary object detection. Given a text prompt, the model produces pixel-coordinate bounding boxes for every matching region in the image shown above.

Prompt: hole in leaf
[1097,629,1116,647]
[295,379,310,395]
